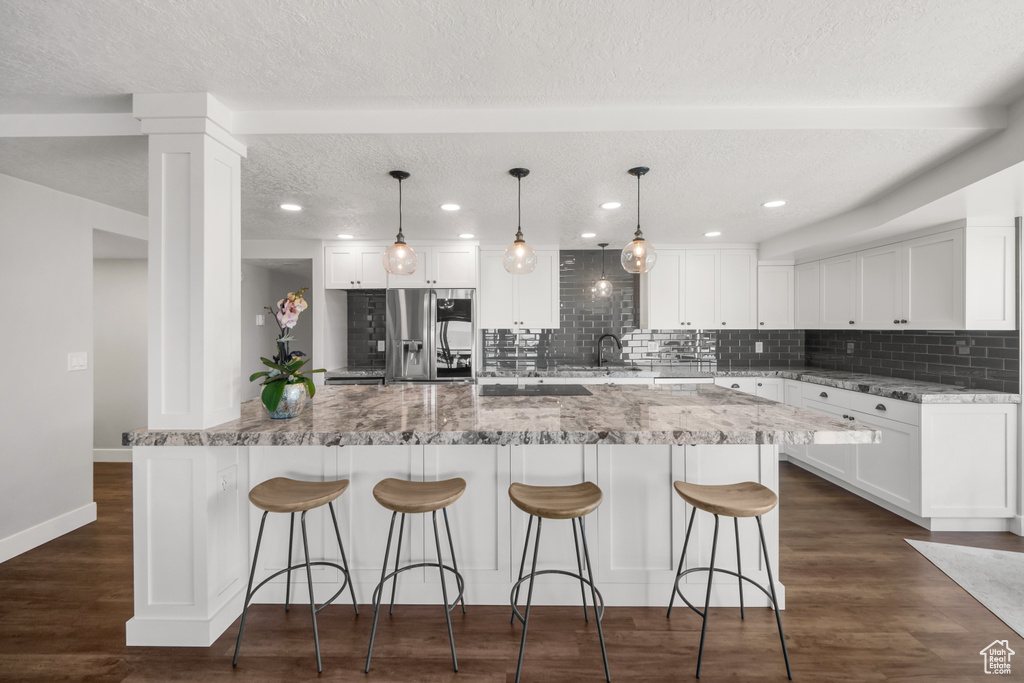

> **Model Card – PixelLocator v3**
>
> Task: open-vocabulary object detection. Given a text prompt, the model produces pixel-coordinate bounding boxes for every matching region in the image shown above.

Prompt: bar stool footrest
[510,569,606,625]
[245,561,355,614]
[371,562,466,614]
[671,566,780,619]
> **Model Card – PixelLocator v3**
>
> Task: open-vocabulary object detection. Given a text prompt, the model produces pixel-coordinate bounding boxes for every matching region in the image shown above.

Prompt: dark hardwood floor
[1,462,1022,681]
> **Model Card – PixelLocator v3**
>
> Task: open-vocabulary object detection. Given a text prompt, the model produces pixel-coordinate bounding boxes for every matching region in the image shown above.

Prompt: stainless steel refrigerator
[385,288,476,383]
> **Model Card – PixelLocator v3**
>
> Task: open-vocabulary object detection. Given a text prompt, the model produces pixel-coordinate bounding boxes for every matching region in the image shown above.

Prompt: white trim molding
[0,503,97,564]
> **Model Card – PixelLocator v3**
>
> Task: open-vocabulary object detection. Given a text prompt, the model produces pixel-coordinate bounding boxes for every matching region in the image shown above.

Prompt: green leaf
[260,357,289,372]
[264,374,288,383]
[305,368,327,374]
[262,380,286,413]
[286,357,309,372]
[303,376,316,398]
[249,371,270,382]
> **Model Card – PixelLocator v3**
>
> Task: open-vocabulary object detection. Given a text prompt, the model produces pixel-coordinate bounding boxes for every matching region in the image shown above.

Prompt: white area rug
[906,539,1024,638]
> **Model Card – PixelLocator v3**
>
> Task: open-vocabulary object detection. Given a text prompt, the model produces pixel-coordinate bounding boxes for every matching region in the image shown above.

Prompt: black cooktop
[479,384,593,397]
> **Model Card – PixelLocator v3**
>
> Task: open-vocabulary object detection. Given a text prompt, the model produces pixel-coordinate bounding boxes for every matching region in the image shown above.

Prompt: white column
[135,93,247,429]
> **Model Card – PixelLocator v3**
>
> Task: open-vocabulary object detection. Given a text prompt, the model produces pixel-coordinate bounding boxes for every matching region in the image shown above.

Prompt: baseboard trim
[1011,515,1024,537]
[94,448,132,463]
[0,502,98,564]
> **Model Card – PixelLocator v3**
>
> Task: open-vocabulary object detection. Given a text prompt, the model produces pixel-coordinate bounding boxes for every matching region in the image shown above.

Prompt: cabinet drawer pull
[900,319,907,324]
[731,383,740,389]
[875,403,887,411]
[819,391,828,398]
[848,320,855,325]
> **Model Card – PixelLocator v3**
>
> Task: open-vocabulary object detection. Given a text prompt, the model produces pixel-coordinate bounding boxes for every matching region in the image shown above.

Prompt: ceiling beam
[234,105,1006,135]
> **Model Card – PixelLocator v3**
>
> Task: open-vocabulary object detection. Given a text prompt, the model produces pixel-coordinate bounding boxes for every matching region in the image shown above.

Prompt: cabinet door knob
[848,415,855,421]
[731,383,740,389]
[357,280,361,284]
[875,403,887,411]
[350,281,355,284]
[893,319,900,324]
[686,322,691,325]
[842,414,849,419]
[759,322,764,325]
[757,382,763,386]
[900,319,907,324]
[722,322,726,325]
[848,320,855,324]
[819,391,828,398]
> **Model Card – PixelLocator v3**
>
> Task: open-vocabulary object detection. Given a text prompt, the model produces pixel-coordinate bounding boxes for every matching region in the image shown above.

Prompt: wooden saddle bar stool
[232,477,358,673]
[364,477,467,674]
[666,480,792,680]
[509,481,610,683]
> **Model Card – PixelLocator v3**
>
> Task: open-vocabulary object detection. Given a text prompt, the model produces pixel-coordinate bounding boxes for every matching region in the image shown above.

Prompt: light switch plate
[256,314,265,326]
[377,340,386,352]
[67,351,88,371]
[647,341,659,352]
[755,341,764,353]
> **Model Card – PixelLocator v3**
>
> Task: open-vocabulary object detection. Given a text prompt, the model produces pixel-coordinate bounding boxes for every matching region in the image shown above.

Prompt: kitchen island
[124,383,877,646]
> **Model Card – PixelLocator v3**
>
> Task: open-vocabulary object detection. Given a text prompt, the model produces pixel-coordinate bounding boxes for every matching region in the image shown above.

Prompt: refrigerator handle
[427,289,438,381]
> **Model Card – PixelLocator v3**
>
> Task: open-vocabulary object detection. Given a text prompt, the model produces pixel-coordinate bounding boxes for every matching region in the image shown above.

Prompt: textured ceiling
[4,0,1024,110]
[3,0,1024,250]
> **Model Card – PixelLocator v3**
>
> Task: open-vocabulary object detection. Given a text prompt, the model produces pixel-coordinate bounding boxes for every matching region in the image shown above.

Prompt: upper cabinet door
[757,265,794,329]
[820,254,857,329]
[903,230,964,330]
[964,226,1013,330]
[643,250,684,329]
[431,245,478,289]
[357,247,387,288]
[794,261,820,329]
[856,244,902,329]
[719,250,757,328]
[477,249,516,328]
[683,250,719,328]
[516,249,560,328]
[325,247,358,289]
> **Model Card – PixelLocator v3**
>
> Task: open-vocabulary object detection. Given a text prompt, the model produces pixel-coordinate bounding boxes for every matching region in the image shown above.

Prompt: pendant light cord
[636,172,642,235]
[398,177,403,237]
[518,175,522,231]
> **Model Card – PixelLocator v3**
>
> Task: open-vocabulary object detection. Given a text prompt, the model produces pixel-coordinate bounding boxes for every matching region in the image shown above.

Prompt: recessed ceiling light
[280,203,302,211]
[581,232,597,238]
[337,234,354,239]
[459,233,475,239]
[762,200,786,208]
[600,202,621,210]
[441,203,461,211]
[704,231,722,237]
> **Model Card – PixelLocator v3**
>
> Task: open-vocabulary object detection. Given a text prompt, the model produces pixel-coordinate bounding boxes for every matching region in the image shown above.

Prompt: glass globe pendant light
[383,170,418,275]
[503,168,538,274]
[593,242,613,299]
[620,166,657,274]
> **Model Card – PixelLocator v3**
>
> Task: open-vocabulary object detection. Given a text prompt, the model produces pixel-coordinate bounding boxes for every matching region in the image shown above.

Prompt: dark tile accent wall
[806,330,1019,392]
[482,249,639,367]
[347,289,386,368]
[718,330,806,369]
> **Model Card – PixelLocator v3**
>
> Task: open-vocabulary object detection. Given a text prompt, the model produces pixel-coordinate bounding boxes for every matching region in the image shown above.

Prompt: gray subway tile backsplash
[347,289,386,368]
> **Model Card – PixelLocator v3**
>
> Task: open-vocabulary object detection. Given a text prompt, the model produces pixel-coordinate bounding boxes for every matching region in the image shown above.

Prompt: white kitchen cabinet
[795,398,853,479]
[902,231,963,330]
[793,261,820,329]
[757,265,794,329]
[478,248,559,329]
[964,226,1015,330]
[386,244,477,289]
[848,407,920,513]
[715,377,757,394]
[325,245,388,289]
[856,244,902,329]
[642,249,757,329]
[819,253,857,329]
[714,377,783,402]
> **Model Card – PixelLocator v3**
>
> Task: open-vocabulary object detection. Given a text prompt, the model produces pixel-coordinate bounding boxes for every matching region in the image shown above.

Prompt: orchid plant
[248,286,325,412]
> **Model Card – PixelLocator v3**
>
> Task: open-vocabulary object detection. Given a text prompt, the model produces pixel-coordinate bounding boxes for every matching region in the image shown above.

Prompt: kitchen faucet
[597,333,622,367]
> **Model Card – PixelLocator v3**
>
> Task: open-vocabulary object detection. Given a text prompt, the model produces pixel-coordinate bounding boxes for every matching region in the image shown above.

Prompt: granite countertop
[479,365,1020,404]
[125,383,878,448]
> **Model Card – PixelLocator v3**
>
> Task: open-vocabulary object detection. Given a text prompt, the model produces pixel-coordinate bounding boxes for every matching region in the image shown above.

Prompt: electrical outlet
[377,340,386,352]
[256,314,264,326]
[846,341,855,354]
[647,341,659,352]
[67,351,88,371]
[218,468,236,493]
[755,341,763,353]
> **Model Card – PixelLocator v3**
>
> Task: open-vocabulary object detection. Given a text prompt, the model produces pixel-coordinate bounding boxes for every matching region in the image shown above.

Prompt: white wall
[93,259,147,459]
[0,174,144,563]
[241,263,314,402]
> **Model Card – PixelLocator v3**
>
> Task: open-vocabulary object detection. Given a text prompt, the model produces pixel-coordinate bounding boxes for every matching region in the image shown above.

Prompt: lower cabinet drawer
[848,393,920,426]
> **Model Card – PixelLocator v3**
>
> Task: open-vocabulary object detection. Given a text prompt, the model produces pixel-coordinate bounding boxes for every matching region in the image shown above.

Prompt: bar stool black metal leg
[432,510,458,672]
[579,517,611,683]
[757,515,792,680]
[572,517,589,622]
[233,511,268,668]
[285,512,295,612]
[389,513,406,616]
[735,517,745,620]
[443,507,467,614]
[365,511,398,673]
[667,506,697,618]
[696,514,720,679]
[515,517,543,683]
[299,511,323,673]
[328,501,359,615]
[511,515,534,625]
